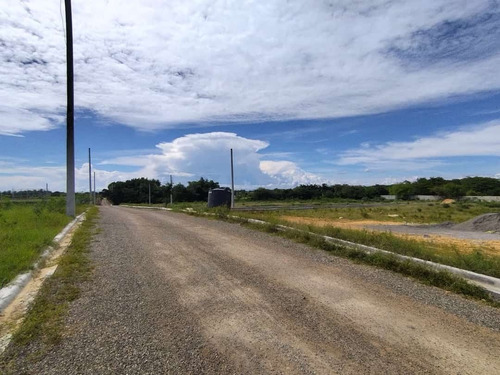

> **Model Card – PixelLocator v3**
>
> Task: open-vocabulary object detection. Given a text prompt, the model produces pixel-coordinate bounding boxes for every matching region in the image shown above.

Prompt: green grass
[0,207,98,369]
[0,199,86,287]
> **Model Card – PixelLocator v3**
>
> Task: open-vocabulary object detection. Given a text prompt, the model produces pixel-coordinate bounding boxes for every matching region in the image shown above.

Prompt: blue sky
[1,0,499,192]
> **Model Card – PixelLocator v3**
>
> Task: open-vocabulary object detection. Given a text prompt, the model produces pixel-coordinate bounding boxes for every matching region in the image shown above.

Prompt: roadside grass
[177,207,499,306]
[1,206,98,366]
[0,199,87,288]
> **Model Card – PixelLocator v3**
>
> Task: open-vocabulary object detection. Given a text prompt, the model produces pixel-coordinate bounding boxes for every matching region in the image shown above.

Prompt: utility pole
[170,175,173,205]
[65,0,75,217]
[88,148,92,205]
[230,148,235,209]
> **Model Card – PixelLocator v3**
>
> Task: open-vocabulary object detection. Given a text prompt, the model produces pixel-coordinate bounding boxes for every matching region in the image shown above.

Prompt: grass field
[0,199,85,288]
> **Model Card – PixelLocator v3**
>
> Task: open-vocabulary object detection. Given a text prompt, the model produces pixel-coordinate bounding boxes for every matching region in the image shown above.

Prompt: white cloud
[1,132,326,191]
[1,0,499,135]
[260,160,326,186]
[337,120,500,170]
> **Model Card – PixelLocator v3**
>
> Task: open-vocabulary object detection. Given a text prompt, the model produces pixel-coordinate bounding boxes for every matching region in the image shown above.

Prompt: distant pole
[93,171,96,205]
[46,183,49,199]
[88,148,92,205]
[65,0,75,217]
[230,148,235,209]
[148,183,151,205]
[170,175,173,205]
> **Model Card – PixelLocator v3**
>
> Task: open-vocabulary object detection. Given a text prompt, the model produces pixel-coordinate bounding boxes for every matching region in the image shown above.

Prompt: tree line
[101,177,220,205]
[388,177,500,200]
[99,176,499,205]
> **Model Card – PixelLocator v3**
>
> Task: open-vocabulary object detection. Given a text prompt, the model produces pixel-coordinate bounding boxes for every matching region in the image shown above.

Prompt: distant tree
[186,178,220,201]
[432,183,465,199]
[389,181,414,200]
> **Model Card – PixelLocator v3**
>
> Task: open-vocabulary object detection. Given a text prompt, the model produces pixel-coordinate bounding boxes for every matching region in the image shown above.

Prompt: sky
[1,0,499,192]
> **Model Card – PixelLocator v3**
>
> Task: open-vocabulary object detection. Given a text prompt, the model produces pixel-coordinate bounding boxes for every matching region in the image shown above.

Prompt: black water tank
[208,188,231,208]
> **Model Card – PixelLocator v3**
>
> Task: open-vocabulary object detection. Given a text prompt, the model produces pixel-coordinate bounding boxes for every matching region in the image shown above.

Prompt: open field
[0,199,85,288]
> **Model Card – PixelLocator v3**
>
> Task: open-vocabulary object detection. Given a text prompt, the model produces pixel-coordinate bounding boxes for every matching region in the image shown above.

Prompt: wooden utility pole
[65,0,75,216]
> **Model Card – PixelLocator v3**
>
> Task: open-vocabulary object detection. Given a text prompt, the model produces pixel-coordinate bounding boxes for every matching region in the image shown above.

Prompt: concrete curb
[0,212,86,313]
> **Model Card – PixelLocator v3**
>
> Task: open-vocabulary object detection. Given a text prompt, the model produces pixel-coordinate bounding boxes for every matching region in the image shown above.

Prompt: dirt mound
[452,213,500,233]
[441,199,456,204]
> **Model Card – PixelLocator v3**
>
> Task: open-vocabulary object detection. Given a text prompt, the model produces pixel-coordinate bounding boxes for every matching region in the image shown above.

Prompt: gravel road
[4,206,500,374]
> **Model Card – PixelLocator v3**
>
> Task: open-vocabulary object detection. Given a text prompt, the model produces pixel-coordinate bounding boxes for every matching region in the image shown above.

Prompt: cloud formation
[1,132,326,191]
[101,132,325,188]
[337,120,500,170]
[1,0,499,135]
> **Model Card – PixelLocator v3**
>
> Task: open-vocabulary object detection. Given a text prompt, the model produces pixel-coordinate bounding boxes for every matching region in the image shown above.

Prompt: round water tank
[208,188,231,208]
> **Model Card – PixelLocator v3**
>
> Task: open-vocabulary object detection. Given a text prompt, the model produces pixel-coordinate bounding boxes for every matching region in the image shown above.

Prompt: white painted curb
[0,212,86,313]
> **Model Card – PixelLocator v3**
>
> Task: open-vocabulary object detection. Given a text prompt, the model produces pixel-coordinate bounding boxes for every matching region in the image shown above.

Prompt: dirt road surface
[4,206,500,374]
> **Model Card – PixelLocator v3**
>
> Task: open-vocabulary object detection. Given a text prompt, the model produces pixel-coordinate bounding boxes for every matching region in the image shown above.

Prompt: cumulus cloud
[1,0,499,135]
[260,161,326,186]
[0,132,325,191]
[102,132,326,187]
[337,120,500,170]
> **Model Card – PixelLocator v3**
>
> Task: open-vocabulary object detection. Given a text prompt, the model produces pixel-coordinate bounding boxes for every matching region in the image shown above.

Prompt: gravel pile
[453,213,500,233]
